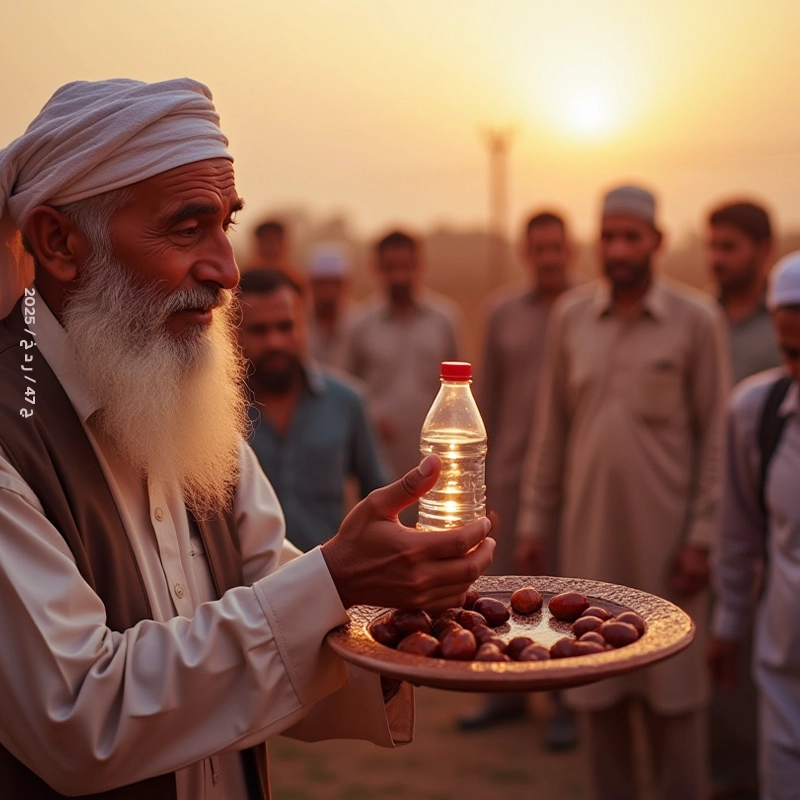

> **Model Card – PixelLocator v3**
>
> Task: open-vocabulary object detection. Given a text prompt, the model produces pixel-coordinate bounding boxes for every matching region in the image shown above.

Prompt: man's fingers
[405,537,496,608]
[416,516,493,560]
[366,455,442,519]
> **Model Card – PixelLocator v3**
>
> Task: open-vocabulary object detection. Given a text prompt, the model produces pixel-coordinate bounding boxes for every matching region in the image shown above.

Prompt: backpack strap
[758,375,793,515]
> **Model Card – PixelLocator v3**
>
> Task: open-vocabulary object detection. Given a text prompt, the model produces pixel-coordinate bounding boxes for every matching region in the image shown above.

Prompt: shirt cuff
[284,666,414,746]
[253,547,350,708]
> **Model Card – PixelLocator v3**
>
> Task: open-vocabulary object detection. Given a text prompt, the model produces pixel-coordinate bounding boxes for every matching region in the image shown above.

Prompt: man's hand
[708,637,741,690]
[669,545,710,597]
[321,455,495,611]
[514,539,547,576]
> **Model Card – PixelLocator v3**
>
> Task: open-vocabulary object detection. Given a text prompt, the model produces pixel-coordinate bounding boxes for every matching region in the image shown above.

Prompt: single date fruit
[396,631,440,657]
[506,636,536,661]
[548,592,590,622]
[581,605,613,621]
[440,628,478,661]
[510,587,544,614]
[578,631,607,646]
[463,590,480,610]
[572,615,603,637]
[518,644,552,662]
[572,640,606,656]
[371,620,400,647]
[456,610,489,631]
[600,621,640,648]
[474,644,511,662]
[434,620,463,642]
[391,609,433,637]
[472,624,495,644]
[473,597,511,627]
[550,637,577,659]
[616,611,645,636]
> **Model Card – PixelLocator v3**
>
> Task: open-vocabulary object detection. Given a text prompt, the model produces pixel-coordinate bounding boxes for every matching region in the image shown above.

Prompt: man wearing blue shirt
[238,268,387,552]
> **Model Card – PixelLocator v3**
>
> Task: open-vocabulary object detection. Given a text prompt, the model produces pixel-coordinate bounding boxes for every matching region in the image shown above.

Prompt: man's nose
[193,231,240,290]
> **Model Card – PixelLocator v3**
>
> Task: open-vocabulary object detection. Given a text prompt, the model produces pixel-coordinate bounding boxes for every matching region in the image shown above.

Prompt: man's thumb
[370,454,441,520]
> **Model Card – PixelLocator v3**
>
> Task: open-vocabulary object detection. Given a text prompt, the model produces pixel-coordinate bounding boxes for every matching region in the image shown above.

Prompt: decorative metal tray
[326,575,695,692]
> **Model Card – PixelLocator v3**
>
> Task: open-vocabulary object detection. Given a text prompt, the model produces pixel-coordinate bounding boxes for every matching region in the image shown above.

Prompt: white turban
[767,250,800,310]
[0,77,233,317]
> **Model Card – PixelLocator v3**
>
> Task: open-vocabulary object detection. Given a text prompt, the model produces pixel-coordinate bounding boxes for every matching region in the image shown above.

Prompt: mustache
[162,286,231,314]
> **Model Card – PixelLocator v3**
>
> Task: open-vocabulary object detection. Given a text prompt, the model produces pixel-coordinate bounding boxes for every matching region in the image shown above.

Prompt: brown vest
[0,299,268,799]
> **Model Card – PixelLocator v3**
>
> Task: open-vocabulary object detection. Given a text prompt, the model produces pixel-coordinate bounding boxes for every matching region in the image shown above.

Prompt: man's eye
[224,217,238,233]
[176,226,199,237]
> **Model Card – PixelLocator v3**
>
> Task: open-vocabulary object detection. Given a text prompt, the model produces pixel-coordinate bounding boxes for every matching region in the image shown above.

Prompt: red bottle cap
[440,361,472,381]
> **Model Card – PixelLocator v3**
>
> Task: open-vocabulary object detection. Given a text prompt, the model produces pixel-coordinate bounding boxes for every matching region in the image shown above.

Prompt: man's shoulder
[319,368,368,406]
[347,298,385,330]
[418,290,461,324]
[657,278,719,322]
[730,368,790,420]
[484,283,531,318]
[550,281,598,319]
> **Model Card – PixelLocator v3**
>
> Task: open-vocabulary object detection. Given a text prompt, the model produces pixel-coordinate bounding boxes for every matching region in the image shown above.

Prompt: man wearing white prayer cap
[516,182,730,799]
[306,241,353,370]
[0,78,495,799]
[710,250,800,800]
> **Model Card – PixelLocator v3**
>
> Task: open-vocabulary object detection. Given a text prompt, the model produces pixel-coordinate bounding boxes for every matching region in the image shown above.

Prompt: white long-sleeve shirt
[0,296,411,798]
[713,369,800,749]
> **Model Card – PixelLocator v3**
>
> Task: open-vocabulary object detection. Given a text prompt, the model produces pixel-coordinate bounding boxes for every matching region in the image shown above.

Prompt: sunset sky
[2,1,799,248]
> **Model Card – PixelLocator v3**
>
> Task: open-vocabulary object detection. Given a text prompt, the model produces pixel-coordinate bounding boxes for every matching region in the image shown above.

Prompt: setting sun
[560,84,616,138]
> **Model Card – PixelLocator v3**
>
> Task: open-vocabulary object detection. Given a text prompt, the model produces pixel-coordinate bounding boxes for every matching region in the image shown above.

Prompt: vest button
[154,507,164,522]
[174,583,185,599]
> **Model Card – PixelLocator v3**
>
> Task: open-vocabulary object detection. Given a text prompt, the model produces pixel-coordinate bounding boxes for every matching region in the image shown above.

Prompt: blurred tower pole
[483,128,515,285]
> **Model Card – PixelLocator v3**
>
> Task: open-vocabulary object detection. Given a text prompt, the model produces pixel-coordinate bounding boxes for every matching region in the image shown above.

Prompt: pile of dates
[369,588,645,663]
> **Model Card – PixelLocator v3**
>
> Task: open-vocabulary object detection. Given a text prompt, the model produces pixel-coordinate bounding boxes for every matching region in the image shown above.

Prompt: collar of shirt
[304,360,327,396]
[779,379,799,418]
[378,297,426,321]
[718,294,770,328]
[29,285,100,423]
[591,277,668,322]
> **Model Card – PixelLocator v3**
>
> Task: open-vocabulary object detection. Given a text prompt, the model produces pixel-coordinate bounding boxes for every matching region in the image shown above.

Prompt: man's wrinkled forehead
[122,159,243,224]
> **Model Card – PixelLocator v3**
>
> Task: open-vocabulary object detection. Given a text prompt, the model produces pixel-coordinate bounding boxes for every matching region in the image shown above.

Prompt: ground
[271,688,614,800]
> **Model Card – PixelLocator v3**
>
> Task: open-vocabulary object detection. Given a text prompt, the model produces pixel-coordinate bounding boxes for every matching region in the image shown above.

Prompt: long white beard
[62,255,249,518]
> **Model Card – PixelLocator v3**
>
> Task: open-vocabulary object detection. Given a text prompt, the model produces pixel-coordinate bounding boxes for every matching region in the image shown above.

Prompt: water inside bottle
[417,428,488,531]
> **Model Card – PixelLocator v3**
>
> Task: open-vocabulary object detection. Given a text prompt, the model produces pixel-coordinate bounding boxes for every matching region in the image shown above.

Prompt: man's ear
[23,205,90,283]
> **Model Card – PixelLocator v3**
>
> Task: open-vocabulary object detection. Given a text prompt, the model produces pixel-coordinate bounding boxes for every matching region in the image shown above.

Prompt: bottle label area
[417,435,487,531]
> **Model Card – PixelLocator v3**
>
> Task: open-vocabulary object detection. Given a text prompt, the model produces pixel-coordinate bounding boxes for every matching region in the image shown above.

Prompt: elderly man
[0,78,494,799]
[516,185,729,800]
[709,252,800,800]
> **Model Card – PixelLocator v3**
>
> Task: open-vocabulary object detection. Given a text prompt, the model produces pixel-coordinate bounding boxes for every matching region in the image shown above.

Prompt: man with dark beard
[708,200,781,386]
[238,268,386,552]
[516,185,730,800]
[0,79,495,800]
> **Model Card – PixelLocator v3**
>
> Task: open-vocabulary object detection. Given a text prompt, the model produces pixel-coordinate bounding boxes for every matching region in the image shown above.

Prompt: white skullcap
[307,243,350,279]
[602,184,657,227]
[0,77,232,317]
[767,250,800,310]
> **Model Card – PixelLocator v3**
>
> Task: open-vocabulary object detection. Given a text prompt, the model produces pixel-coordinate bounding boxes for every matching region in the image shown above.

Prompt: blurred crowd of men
[240,188,800,800]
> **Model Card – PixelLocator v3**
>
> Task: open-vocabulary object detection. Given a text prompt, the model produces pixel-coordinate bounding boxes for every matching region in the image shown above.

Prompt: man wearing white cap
[517,184,730,799]
[0,79,495,799]
[306,241,353,370]
[709,251,800,800]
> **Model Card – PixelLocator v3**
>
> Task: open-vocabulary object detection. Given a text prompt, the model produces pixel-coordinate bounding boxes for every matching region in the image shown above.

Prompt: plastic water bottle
[417,361,488,531]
